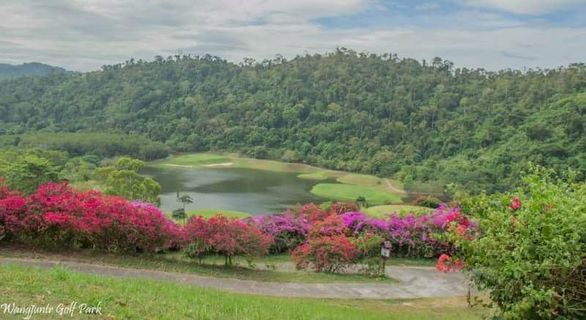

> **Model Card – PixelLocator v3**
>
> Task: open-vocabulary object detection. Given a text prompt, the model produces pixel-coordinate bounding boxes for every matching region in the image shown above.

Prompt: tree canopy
[1,50,584,193]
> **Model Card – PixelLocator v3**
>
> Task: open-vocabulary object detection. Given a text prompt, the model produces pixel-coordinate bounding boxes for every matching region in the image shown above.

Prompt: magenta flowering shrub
[0,181,182,253]
[384,205,476,258]
[246,213,310,253]
[184,215,273,265]
[340,211,387,234]
[337,205,477,258]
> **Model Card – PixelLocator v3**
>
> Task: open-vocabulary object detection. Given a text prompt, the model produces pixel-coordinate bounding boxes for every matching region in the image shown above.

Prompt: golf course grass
[185,209,252,219]
[364,205,433,218]
[310,183,402,205]
[337,173,383,186]
[0,264,486,320]
[162,153,230,166]
[297,171,331,180]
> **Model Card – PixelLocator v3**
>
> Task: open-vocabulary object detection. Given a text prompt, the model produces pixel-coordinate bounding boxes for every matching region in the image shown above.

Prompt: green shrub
[352,233,385,277]
[413,195,441,208]
[460,167,586,319]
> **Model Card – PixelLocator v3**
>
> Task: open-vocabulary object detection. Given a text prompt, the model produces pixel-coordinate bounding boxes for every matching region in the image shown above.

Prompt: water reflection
[141,166,332,214]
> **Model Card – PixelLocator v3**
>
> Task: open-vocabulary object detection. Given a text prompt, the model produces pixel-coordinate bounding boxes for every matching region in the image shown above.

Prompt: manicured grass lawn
[311,183,402,205]
[337,173,384,187]
[0,264,485,320]
[297,171,330,180]
[164,153,230,166]
[185,208,252,219]
[365,205,433,218]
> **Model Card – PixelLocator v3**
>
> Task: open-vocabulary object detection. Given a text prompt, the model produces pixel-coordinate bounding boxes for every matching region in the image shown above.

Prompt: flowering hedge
[292,234,358,273]
[184,215,273,265]
[337,206,477,258]
[245,213,309,253]
[289,212,357,272]
[0,178,474,276]
[239,201,478,273]
[0,180,180,253]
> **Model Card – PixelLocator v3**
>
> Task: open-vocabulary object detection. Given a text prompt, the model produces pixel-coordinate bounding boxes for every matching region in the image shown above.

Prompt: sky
[0,0,585,71]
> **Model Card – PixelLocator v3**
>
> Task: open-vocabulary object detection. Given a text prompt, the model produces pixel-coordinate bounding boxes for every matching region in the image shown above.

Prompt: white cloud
[415,3,441,11]
[462,0,585,15]
[0,0,584,71]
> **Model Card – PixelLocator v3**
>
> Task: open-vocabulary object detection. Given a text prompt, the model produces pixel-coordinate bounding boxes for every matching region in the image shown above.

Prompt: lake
[142,165,332,214]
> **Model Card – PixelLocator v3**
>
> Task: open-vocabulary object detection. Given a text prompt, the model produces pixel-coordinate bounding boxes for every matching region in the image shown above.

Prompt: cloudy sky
[0,0,585,71]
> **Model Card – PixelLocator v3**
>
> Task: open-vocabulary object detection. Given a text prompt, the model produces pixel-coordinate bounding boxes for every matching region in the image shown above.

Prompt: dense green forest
[0,62,66,81]
[0,132,169,160]
[1,50,584,193]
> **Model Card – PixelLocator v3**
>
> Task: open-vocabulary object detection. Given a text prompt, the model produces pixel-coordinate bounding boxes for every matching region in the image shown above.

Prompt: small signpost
[380,241,392,274]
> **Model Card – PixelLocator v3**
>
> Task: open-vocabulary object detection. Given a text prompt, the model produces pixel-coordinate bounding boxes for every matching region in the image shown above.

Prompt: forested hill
[0,50,584,193]
[0,62,66,81]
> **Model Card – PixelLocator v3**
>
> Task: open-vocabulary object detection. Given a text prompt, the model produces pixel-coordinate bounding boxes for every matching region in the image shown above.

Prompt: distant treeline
[0,62,66,81]
[0,49,584,193]
[0,133,169,161]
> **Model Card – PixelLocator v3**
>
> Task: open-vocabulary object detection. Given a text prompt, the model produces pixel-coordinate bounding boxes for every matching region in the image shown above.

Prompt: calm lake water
[142,166,331,214]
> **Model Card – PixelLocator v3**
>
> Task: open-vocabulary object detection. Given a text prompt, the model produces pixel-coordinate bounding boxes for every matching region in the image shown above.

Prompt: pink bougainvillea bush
[0,175,477,275]
[244,201,479,274]
[0,180,181,253]
[336,205,478,258]
[245,213,310,253]
[291,213,359,272]
[184,215,273,265]
[291,234,358,273]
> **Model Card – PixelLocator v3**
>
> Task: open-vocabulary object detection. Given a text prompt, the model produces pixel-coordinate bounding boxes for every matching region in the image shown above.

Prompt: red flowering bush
[435,253,464,272]
[329,202,359,215]
[297,203,330,222]
[0,181,181,253]
[508,196,521,211]
[308,214,347,237]
[184,215,273,265]
[291,213,359,273]
[291,234,358,273]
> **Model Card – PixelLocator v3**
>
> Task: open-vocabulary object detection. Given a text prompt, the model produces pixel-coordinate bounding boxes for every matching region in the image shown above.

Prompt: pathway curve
[0,257,469,299]
[383,178,407,195]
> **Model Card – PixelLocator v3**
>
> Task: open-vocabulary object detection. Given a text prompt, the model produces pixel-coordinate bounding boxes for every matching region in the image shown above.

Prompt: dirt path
[383,178,407,195]
[0,257,469,299]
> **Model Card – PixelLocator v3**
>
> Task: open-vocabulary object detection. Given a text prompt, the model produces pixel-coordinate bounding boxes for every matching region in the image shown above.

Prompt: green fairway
[0,264,485,320]
[185,208,252,219]
[337,173,383,186]
[311,183,401,205]
[365,205,433,218]
[297,171,330,180]
[162,153,230,166]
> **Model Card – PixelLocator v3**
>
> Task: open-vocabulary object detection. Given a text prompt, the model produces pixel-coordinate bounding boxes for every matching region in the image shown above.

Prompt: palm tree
[172,193,193,223]
[356,196,368,208]
[177,194,193,210]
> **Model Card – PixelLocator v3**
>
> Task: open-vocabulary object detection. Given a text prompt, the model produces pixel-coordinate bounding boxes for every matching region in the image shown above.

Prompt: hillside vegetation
[0,50,584,193]
[0,62,66,81]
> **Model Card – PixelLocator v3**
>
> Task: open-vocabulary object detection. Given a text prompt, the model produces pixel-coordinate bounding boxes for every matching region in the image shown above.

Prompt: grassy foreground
[0,247,396,284]
[0,264,485,320]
